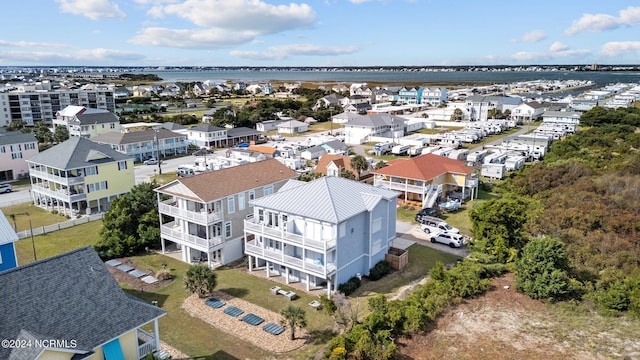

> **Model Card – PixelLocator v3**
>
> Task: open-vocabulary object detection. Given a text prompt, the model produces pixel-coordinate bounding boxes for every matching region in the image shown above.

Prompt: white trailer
[481,163,506,179]
[391,144,411,155]
[505,156,526,171]
[467,149,488,163]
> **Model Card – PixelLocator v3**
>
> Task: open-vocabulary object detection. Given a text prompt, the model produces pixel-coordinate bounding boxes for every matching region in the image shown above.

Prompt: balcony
[245,240,336,276]
[31,184,86,202]
[137,328,158,360]
[158,201,222,224]
[466,177,479,188]
[244,219,336,251]
[160,223,223,250]
[374,178,426,194]
[29,169,84,186]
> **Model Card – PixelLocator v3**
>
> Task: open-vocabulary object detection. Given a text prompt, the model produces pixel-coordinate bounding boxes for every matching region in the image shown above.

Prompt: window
[86,181,108,193]
[263,185,273,196]
[339,223,346,237]
[84,166,98,176]
[372,217,382,233]
[258,209,264,223]
[225,222,232,238]
[0,251,3,265]
[248,190,255,201]
[227,196,235,214]
[238,192,245,211]
[117,161,127,170]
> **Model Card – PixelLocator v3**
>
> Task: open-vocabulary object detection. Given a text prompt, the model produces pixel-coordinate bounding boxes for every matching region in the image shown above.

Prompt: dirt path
[397,273,640,360]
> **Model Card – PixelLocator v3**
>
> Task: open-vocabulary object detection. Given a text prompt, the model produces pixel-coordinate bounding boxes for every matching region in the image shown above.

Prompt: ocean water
[136,69,640,88]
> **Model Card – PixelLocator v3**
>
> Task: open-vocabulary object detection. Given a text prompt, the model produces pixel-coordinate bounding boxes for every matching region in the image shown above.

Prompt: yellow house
[27,137,135,216]
[0,247,166,360]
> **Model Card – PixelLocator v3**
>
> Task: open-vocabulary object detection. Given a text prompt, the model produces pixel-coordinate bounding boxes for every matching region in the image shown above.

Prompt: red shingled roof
[373,153,473,181]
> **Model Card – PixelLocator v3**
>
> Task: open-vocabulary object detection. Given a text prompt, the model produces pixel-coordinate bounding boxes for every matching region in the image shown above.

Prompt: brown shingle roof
[315,154,356,176]
[155,158,297,202]
[373,153,473,181]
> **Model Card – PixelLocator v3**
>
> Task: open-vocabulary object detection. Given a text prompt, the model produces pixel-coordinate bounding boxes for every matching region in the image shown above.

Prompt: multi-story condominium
[154,159,297,268]
[53,105,120,138]
[0,209,19,271]
[398,86,423,104]
[244,176,399,295]
[0,88,115,126]
[91,128,188,162]
[0,131,39,181]
[511,101,547,123]
[342,113,406,145]
[466,95,523,121]
[0,247,166,360]
[420,87,448,106]
[27,137,134,216]
[372,153,478,209]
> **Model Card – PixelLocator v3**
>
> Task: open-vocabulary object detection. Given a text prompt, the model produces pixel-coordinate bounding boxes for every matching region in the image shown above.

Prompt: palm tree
[280,305,307,340]
[184,263,217,298]
[350,155,369,181]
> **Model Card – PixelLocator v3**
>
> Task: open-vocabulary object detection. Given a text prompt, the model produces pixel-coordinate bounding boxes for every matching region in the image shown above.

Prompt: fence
[16,213,104,239]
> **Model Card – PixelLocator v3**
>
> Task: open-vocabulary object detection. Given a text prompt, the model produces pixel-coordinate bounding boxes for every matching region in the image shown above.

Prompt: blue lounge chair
[205,298,226,309]
[241,313,264,326]
[262,322,284,335]
[223,306,244,317]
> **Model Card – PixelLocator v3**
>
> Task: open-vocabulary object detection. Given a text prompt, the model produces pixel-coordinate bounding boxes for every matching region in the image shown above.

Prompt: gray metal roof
[0,247,166,360]
[227,127,260,137]
[91,128,184,145]
[161,122,187,131]
[26,137,131,170]
[466,95,523,105]
[0,209,18,246]
[250,176,398,223]
[0,132,37,146]
[345,113,403,128]
[73,112,119,125]
[189,124,225,132]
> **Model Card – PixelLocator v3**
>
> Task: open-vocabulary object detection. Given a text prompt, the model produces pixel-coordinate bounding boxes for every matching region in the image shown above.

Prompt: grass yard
[11,214,466,359]
[2,203,71,233]
[14,221,103,265]
[308,121,344,133]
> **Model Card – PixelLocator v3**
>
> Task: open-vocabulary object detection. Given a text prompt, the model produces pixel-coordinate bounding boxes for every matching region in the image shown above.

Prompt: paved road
[0,187,33,208]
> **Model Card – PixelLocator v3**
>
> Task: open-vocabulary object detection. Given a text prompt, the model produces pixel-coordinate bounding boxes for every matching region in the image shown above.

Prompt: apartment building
[0,88,115,126]
[91,128,188,162]
[0,131,39,181]
[154,159,297,268]
[53,105,120,137]
[244,176,399,295]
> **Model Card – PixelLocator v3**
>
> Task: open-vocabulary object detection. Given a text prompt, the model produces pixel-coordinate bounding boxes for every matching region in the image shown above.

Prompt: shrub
[51,210,58,214]
[155,269,173,281]
[368,260,391,281]
[338,276,361,296]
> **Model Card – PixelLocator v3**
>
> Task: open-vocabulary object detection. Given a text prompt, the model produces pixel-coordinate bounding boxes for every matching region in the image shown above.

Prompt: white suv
[430,232,466,248]
[0,183,12,193]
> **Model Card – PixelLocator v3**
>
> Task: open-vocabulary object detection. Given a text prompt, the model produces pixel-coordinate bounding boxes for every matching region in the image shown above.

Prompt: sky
[1,0,640,67]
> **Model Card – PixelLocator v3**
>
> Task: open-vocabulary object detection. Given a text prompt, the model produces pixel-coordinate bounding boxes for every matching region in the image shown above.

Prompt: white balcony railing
[245,240,336,276]
[374,178,427,194]
[244,219,336,251]
[160,223,223,250]
[29,169,84,186]
[31,185,87,202]
[159,202,222,224]
[137,328,157,360]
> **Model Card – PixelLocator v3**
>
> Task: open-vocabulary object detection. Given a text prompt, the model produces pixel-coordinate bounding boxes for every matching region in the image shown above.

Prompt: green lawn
[13,217,464,359]
[2,203,71,233]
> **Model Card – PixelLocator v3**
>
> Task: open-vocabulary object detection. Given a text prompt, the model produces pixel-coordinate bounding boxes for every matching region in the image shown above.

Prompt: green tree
[469,194,534,262]
[515,237,573,301]
[374,160,387,169]
[95,182,160,258]
[350,155,369,180]
[184,263,217,298]
[450,108,463,121]
[34,122,54,143]
[6,120,25,131]
[339,169,356,180]
[298,172,323,182]
[280,305,307,340]
[53,125,69,143]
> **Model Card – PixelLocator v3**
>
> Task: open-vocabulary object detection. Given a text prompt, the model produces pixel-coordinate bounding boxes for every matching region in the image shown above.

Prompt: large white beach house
[244,176,399,295]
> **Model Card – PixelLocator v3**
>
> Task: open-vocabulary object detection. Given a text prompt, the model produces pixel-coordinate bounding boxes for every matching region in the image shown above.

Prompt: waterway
[135,69,640,88]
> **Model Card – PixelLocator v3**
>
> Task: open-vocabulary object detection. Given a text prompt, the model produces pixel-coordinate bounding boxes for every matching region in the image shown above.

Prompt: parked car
[430,232,466,248]
[193,149,212,156]
[420,216,459,234]
[143,158,160,165]
[0,183,12,193]
[415,207,441,222]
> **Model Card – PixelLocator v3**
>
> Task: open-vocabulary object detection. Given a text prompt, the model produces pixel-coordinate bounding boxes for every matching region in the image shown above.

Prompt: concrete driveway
[396,220,470,257]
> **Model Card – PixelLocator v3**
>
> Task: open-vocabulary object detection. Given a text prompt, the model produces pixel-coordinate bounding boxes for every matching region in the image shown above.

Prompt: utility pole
[154,130,162,175]
[30,219,36,261]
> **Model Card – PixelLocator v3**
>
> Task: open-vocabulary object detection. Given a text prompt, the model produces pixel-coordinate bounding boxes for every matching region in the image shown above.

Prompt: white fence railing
[16,213,104,239]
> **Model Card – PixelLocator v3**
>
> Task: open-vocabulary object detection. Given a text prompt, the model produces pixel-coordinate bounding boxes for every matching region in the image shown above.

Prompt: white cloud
[600,41,640,57]
[549,41,569,52]
[151,0,315,33]
[0,40,69,48]
[349,0,374,3]
[130,27,257,48]
[0,48,143,65]
[515,30,547,43]
[230,43,359,60]
[137,0,317,49]
[55,0,126,20]
[565,6,640,35]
